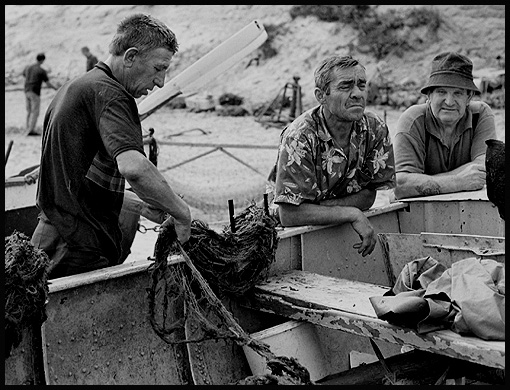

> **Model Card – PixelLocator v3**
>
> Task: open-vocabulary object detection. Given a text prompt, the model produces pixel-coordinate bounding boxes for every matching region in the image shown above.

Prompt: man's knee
[32,215,110,279]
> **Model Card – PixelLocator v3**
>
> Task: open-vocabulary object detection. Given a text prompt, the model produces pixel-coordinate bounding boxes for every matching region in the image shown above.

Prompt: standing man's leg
[25,92,32,130]
[26,91,41,135]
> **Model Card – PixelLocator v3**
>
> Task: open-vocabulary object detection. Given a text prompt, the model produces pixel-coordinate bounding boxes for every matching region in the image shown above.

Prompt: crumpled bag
[369,256,505,340]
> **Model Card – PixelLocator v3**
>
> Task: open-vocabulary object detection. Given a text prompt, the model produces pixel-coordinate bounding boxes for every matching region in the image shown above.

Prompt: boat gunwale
[277,201,408,239]
[47,202,409,293]
[47,254,183,293]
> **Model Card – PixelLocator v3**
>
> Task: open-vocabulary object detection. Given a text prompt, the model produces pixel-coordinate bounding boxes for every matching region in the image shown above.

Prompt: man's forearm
[128,169,190,223]
[395,172,462,199]
[395,157,487,199]
[278,197,377,257]
[319,188,376,211]
[117,151,190,224]
[278,202,363,227]
[46,81,58,90]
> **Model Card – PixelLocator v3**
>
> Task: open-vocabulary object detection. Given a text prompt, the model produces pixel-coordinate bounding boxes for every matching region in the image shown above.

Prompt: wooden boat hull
[5,189,505,384]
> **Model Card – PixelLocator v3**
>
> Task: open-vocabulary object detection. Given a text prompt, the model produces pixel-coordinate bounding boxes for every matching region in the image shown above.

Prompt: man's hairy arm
[319,188,377,211]
[116,150,191,242]
[278,200,376,257]
[45,80,59,90]
[394,155,486,199]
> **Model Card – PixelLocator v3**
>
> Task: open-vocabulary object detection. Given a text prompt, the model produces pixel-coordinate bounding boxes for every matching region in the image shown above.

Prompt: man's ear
[467,91,475,104]
[123,47,139,68]
[314,87,326,104]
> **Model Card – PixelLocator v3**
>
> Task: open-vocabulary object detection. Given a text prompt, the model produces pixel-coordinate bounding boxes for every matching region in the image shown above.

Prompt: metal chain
[137,213,171,234]
[137,223,162,234]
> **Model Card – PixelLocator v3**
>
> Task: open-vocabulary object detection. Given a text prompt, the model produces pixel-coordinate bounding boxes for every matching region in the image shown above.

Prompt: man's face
[318,65,367,122]
[429,86,471,126]
[124,47,174,99]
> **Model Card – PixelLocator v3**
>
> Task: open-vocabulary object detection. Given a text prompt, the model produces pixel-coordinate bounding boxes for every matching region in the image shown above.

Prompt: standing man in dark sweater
[23,52,58,136]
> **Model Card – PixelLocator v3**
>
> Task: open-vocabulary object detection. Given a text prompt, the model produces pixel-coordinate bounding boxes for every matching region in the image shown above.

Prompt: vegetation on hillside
[252,5,503,110]
[289,5,444,60]
[4,5,505,110]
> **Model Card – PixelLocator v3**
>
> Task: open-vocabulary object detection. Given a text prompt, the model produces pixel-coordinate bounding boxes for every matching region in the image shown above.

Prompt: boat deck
[240,269,505,370]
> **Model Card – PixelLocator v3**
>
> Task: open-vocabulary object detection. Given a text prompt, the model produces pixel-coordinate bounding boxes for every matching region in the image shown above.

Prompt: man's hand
[350,212,376,257]
[141,203,168,224]
[161,215,191,244]
[122,190,169,224]
[454,162,486,191]
[141,202,191,243]
[24,171,39,185]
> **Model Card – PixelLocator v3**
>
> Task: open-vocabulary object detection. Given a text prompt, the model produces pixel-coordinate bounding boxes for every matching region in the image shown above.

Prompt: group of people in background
[24,13,498,279]
[22,46,98,136]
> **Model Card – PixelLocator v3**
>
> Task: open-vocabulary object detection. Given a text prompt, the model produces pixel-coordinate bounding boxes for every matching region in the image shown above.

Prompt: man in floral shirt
[267,55,395,257]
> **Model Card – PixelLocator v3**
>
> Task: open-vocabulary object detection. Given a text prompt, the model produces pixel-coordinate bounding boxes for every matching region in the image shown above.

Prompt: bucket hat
[420,52,480,94]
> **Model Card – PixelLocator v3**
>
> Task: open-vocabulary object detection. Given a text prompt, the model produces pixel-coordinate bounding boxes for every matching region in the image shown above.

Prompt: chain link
[137,213,171,233]
[137,223,162,234]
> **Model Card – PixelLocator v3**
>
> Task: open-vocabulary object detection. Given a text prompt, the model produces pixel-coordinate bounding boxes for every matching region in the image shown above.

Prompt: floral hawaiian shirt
[268,105,395,206]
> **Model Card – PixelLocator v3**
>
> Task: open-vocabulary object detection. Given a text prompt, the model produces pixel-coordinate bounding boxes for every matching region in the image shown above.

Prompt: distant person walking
[23,52,58,136]
[81,46,99,72]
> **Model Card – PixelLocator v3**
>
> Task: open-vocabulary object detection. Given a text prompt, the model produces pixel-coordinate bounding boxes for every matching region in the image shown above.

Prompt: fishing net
[5,231,51,359]
[147,203,314,385]
[181,203,280,297]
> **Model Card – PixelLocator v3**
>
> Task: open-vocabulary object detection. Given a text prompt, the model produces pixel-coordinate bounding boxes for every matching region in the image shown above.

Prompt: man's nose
[351,85,364,98]
[154,72,165,89]
[444,92,455,105]
[154,77,165,89]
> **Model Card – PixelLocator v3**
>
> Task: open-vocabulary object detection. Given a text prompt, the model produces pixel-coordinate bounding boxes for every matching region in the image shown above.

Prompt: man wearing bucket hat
[393,52,497,199]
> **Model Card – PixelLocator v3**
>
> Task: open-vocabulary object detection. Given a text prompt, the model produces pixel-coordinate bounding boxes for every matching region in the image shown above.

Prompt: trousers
[25,91,41,134]
[30,213,109,279]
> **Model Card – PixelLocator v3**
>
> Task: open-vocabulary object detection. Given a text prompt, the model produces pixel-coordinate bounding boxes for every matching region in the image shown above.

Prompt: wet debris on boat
[5,231,50,358]
[147,203,313,385]
[148,203,280,343]
[180,202,280,297]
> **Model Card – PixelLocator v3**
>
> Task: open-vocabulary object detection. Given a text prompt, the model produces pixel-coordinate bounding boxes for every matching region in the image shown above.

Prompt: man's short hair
[36,53,46,62]
[109,13,178,57]
[314,55,365,94]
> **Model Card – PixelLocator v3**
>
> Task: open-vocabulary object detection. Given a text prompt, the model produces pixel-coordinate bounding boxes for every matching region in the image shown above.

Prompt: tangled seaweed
[5,231,50,359]
[181,203,280,297]
[146,203,314,385]
[147,203,280,344]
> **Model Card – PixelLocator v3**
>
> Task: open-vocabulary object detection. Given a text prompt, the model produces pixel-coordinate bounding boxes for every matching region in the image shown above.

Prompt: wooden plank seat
[240,270,505,370]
